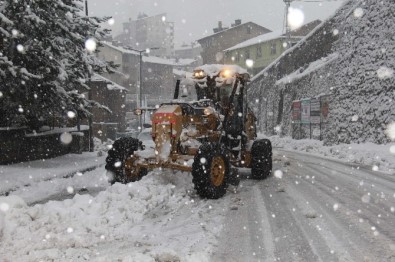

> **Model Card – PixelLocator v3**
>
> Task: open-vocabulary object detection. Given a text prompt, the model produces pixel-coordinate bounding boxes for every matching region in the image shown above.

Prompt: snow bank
[264,134,395,174]
[0,152,105,195]
[0,170,228,261]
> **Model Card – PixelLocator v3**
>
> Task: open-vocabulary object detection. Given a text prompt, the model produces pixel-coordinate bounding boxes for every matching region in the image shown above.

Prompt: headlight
[204,107,214,116]
[193,70,205,78]
[220,69,232,78]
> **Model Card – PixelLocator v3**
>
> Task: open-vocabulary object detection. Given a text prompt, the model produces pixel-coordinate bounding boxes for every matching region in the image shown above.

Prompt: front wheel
[105,137,147,184]
[192,143,230,199]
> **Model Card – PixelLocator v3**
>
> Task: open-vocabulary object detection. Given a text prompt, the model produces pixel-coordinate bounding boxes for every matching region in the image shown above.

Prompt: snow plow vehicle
[105,64,272,199]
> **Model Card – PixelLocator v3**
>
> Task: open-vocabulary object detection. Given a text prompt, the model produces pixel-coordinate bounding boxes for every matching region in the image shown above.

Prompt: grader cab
[105,64,272,199]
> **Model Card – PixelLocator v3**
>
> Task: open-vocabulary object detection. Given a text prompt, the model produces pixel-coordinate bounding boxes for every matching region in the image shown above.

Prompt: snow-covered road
[1,149,394,261]
[214,150,395,261]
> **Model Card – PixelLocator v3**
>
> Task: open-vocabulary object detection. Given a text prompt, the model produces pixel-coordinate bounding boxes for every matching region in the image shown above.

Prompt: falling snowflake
[274,170,283,179]
[67,227,74,233]
[85,38,97,52]
[245,59,254,68]
[16,44,24,53]
[372,165,379,171]
[0,202,10,212]
[333,203,339,211]
[353,7,364,18]
[67,111,76,118]
[385,122,395,140]
[161,16,166,22]
[351,115,359,122]
[60,132,73,145]
[0,91,3,98]
[108,18,115,26]
[333,29,339,36]
[76,172,83,177]
[200,157,207,164]
[215,52,223,62]
[18,106,24,113]
[287,7,304,30]
[114,161,122,168]
[66,186,74,194]
[361,193,370,203]
[377,66,393,79]
[389,145,395,154]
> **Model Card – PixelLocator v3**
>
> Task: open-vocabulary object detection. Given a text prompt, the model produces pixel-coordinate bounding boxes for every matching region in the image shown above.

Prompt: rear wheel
[251,139,272,179]
[192,143,230,199]
[105,137,147,184]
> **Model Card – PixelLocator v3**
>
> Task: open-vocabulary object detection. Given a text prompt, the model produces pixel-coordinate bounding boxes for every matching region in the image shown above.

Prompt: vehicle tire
[105,137,147,184]
[192,143,230,199]
[251,139,272,180]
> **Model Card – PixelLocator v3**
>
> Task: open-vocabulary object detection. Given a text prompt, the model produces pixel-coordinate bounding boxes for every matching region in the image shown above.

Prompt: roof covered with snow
[91,74,126,91]
[226,20,322,52]
[197,22,270,42]
[225,31,288,51]
[101,42,175,66]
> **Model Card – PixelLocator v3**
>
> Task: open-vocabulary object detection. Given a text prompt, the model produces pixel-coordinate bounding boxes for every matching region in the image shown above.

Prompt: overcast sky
[88,0,345,48]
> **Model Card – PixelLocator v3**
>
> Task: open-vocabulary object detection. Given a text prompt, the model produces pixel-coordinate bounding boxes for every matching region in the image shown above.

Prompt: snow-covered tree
[0,0,116,129]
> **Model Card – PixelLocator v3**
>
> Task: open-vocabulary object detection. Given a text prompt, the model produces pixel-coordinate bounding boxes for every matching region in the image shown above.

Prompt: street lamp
[127,47,159,131]
[85,0,94,152]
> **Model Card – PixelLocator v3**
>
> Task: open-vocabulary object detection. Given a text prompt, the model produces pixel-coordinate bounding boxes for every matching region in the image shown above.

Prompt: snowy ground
[0,136,394,261]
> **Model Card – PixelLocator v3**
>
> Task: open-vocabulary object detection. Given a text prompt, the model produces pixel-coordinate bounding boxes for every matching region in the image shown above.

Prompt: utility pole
[127,47,159,131]
[85,0,93,152]
[283,0,292,49]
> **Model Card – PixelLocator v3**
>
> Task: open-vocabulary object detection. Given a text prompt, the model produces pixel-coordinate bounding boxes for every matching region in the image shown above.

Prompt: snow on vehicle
[105,64,272,199]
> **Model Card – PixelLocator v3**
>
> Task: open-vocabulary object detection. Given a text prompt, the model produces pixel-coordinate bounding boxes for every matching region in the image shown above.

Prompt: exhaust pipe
[173,79,180,99]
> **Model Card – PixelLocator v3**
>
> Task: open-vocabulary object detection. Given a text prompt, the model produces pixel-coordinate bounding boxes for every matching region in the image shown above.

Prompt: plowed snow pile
[0,171,228,261]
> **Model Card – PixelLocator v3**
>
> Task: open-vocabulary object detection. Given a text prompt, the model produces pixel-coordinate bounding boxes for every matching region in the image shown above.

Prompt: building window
[247,26,251,34]
[270,42,277,55]
[256,46,262,58]
[245,49,250,59]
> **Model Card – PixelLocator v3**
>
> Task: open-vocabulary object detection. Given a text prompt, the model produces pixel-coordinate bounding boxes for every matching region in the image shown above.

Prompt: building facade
[97,42,175,128]
[89,74,127,138]
[224,20,322,75]
[197,20,271,64]
[115,13,174,57]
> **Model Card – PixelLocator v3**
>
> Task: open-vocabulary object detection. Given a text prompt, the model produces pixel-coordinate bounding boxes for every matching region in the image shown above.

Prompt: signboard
[320,95,330,123]
[292,100,301,124]
[301,99,310,124]
[310,98,321,124]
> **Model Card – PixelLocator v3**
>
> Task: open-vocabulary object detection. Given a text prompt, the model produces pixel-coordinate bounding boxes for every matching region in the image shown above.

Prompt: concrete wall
[248,19,338,140]
[0,128,89,164]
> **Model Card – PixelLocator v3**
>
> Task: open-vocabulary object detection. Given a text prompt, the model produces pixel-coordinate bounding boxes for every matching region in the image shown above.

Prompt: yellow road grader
[105,64,272,199]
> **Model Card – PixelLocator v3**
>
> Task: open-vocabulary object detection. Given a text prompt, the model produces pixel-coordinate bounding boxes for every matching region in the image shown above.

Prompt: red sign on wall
[292,100,301,124]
